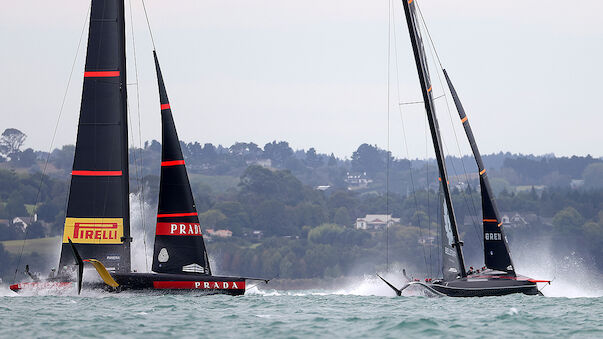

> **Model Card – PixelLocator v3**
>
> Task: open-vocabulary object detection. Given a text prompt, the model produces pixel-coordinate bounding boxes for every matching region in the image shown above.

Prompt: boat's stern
[112,272,247,295]
[427,271,548,297]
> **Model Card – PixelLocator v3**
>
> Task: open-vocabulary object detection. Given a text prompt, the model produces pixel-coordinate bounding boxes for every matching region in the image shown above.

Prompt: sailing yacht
[10,0,262,295]
[379,0,549,297]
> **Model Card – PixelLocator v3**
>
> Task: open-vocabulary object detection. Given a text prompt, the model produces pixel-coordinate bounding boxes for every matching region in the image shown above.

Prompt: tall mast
[443,70,515,274]
[401,0,466,276]
[58,0,130,273]
[118,0,131,270]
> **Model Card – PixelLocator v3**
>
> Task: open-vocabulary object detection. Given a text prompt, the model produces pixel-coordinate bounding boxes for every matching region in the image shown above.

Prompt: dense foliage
[1,131,602,282]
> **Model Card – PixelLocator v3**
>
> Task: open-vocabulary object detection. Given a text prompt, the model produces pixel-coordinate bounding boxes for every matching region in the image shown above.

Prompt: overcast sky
[1,0,602,159]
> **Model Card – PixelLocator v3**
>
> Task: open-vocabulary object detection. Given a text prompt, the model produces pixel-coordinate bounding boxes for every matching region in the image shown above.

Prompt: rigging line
[417,4,483,252]
[425,115,431,277]
[442,141,482,249]
[442,140,484,251]
[385,0,392,272]
[463,180,482,244]
[437,190,443,276]
[426,79,484,250]
[395,105,430,276]
[391,0,429,275]
[414,2,444,70]
[399,94,444,106]
[416,2,478,199]
[128,0,149,271]
[423,65,431,277]
[415,1,482,251]
[140,0,156,50]
[12,2,92,284]
[399,100,424,106]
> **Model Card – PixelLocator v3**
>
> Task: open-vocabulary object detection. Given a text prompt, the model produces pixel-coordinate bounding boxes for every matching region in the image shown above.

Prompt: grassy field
[1,236,61,256]
[25,204,36,215]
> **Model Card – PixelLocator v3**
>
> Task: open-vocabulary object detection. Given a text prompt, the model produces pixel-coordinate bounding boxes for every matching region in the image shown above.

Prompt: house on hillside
[570,179,585,190]
[501,213,530,228]
[12,214,36,230]
[246,159,272,168]
[252,230,263,239]
[356,214,400,230]
[206,229,233,238]
[345,172,373,190]
[463,212,538,229]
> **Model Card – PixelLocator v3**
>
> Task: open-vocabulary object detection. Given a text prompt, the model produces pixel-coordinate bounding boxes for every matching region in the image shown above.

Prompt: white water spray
[129,192,155,273]
[333,273,406,297]
[513,239,603,298]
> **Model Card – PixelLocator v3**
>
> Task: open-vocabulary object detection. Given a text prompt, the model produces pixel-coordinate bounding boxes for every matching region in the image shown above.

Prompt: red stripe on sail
[153,281,245,290]
[156,222,202,236]
[156,212,198,218]
[84,71,120,77]
[161,160,185,166]
[161,103,171,110]
[72,170,122,176]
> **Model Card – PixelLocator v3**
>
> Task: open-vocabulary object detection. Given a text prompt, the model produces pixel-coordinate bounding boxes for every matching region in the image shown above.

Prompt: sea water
[1,277,602,338]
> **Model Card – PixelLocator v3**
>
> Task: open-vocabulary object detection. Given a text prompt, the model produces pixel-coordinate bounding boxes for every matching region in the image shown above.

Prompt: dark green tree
[552,207,584,235]
[27,221,46,239]
[0,128,26,157]
[6,196,27,217]
[263,141,293,168]
[305,148,322,168]
[252,200,293,235]
[583,163,603,189]
[351,143,386,177]
[198,209,227,229]
[334,207,353,227]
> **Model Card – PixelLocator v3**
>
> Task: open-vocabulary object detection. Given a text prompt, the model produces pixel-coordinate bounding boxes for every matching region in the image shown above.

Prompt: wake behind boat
[379,0,549,297]
[10,0,264,295]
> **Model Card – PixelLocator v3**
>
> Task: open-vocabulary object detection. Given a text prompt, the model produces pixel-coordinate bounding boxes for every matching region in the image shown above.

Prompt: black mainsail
[443,70,515,274]
[402,0,467,277]
[58,0,131,274]
[151,52,212,276]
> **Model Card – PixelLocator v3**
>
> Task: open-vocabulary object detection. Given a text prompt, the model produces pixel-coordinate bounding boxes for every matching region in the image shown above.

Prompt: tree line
[1,127,602,281]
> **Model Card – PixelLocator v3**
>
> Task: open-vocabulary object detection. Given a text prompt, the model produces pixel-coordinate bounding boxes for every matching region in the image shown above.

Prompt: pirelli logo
[62,218,124,244]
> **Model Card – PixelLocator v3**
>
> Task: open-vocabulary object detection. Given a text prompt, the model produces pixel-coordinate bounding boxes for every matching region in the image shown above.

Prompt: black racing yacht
[11,0,264,295]
[379,0,549,297]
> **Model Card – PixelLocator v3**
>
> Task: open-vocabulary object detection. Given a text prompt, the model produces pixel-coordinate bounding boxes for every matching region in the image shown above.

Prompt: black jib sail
[402,0,467,277]
[443,70,515,274]
[58,0,131,274]
[151,52,212,276]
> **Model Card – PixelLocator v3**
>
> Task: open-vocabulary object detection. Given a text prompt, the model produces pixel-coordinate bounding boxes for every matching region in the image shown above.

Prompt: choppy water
[1,277,602,338]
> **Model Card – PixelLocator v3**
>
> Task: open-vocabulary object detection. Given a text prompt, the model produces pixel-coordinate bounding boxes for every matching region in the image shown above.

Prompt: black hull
[379,271,544,297]
[411,277,540,297]
[10,273,246,296]
[113,273,246,295]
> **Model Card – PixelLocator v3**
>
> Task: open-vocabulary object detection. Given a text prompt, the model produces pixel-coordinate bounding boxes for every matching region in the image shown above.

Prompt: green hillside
[1,236,60,256]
